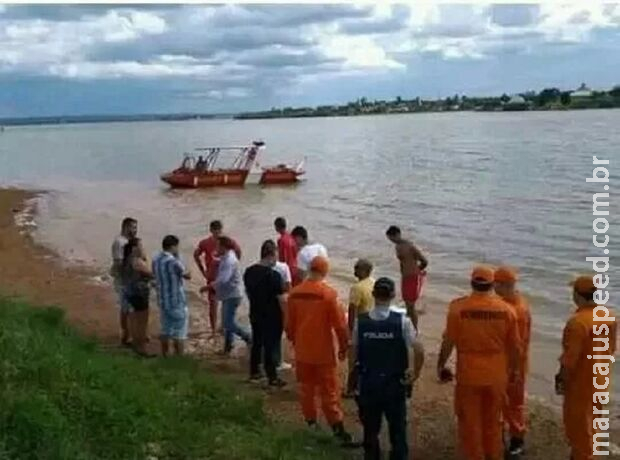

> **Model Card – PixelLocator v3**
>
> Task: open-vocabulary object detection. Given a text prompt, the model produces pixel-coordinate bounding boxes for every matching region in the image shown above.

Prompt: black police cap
[373,277,395,296]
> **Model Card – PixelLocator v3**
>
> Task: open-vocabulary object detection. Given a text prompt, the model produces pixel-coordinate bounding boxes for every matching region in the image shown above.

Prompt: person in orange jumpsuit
[286,255,358,447]
[494,266,531,458]
[437,265,521,460]
[556,275,616,460]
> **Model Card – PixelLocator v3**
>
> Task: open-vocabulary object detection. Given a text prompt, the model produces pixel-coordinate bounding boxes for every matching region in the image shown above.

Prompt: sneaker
[277,361,293,371]
[248,374,263,384]
[268,378,287,388]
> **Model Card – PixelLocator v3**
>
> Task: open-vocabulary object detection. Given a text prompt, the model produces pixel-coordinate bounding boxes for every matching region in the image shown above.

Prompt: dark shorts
[125,289,150,312]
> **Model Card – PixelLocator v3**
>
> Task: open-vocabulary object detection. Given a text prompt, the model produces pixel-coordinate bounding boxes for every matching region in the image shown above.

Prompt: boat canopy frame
[192,141,265,171]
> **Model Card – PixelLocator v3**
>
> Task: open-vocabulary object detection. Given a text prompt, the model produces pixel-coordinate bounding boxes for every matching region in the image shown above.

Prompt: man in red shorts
[194,220,241,336]
[386,226,428,328]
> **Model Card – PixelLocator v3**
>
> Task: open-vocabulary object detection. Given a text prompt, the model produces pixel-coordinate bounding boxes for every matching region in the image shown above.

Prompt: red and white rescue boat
[160,141,305,188]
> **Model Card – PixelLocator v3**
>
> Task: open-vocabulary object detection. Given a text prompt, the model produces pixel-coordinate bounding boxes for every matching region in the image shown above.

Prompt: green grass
[0,299,343,460]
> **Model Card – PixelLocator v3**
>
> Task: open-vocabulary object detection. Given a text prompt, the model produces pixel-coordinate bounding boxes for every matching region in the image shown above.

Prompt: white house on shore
[571,83,593,99]
[507,95,526,105]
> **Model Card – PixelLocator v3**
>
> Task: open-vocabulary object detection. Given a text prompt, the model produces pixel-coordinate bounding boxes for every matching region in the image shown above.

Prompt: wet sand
[0,187,617,459]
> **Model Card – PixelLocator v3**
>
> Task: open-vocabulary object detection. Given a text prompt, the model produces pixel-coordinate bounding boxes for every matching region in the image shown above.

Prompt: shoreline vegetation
[0,187,616,459]
[1,83,619,127]
[235,83,620,119]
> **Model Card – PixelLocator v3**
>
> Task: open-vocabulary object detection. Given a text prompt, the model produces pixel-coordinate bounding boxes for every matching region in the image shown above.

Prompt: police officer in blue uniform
[353,277,424,460]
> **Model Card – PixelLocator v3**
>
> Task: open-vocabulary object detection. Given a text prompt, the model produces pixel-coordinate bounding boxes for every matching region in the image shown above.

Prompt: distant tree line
[235,84,620,119]
[0,113,224,127]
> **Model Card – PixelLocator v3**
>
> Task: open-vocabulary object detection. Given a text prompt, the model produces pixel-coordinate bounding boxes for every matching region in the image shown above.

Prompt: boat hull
[260,168,304,184]
[161,169,248,188]
[161,168,304,188]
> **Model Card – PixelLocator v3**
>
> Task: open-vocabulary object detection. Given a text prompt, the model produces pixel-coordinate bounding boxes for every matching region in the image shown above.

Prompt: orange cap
[495,266,518,283]
[310,256,329,276]
[571,275,597,296]
[471,265,495,284]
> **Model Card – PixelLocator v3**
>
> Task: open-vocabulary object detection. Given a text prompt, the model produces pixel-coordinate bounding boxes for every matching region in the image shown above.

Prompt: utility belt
[358,370,412,399]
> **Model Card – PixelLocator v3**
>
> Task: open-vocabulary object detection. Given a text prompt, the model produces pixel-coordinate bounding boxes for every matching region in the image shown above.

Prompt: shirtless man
[111,217,138,346]
[194,220,241,336]
[385,226,428,328]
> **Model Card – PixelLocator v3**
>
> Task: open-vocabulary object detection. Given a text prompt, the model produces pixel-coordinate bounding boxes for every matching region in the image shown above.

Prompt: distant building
[571,83,593,98]
[507,95,526,105]
[503,94,529,111]
[388,103,410,113]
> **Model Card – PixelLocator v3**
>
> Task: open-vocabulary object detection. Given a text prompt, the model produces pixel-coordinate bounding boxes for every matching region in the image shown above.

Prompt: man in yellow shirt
[345,259,375,397]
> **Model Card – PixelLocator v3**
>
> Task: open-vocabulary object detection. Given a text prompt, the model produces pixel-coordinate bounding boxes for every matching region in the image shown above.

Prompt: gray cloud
[0,5,111,21]
[409,5,489,39]
[241,4,373,27]
[490,5,540,28]
[338,5,411,35]
[235,48,343,69]
[0,4,175,21]
[568,10,592,26]
[86,7,319,64]
[1,3,619,113]
[412,23,487,39]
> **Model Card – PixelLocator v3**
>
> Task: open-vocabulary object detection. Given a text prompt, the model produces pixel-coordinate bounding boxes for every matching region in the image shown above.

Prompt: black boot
[306,420,319,430]
[505,437,524,459]
[331,422,361,448]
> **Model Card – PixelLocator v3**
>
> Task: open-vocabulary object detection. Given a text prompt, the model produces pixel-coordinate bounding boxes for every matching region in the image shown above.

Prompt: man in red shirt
[194,220,242,336]
[274,217,299,286]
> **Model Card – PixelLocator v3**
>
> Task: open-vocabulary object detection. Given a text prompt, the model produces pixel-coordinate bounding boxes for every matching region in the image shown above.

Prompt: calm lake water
[1,110,618,403]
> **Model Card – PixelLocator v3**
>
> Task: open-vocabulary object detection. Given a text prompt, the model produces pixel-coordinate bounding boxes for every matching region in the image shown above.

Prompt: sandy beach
[1,187,618,459]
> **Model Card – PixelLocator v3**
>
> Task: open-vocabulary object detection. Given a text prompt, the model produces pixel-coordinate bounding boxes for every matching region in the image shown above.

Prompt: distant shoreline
[3,83,619,127]
[2,105,619,128]
[236,84,620,120]
[0,113,232,128]
[234,105,620,120]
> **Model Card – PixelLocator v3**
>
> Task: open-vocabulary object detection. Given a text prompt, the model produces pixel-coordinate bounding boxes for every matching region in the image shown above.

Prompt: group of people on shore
[110,216,615,460]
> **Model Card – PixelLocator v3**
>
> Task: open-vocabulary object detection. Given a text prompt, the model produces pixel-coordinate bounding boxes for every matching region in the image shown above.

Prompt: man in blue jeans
[210,235,251,354]
[152,235,191,357]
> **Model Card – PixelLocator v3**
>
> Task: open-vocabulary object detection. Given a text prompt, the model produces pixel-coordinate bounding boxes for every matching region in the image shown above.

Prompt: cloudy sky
[1,3,619,117]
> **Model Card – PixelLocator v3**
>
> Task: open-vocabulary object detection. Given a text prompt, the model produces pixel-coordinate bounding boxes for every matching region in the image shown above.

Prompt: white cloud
[203,87,250,100]
[537,4,619,43]
[0,9,168,75]
[0,3,619,101]
[98,11,167,43]
[386,4,620,60]
[320,34,405,70]
[158,54,200,64]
